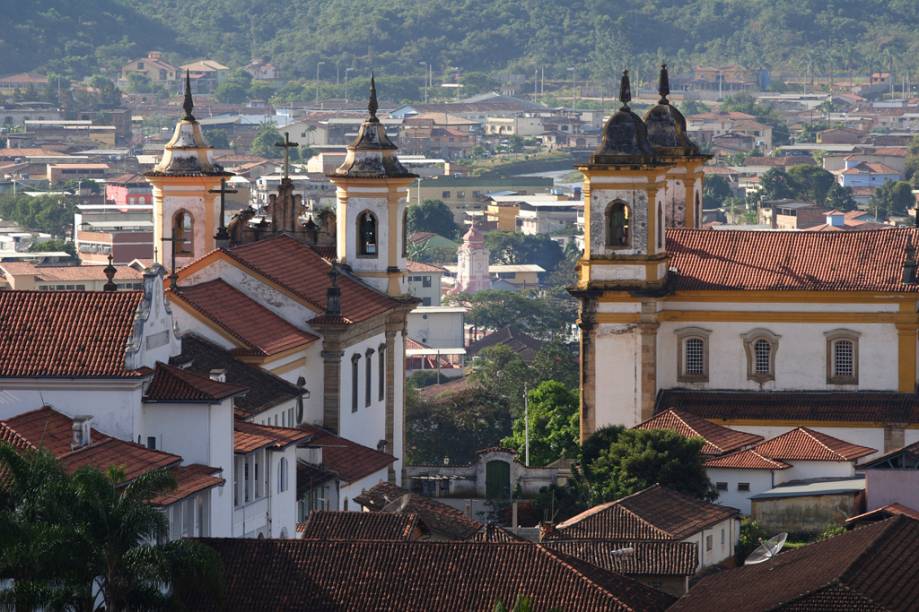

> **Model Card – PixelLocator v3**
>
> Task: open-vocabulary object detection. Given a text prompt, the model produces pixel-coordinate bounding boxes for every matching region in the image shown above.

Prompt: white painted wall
[339,469,389,512]
[707,468,776,515]
[775,460,856,484]
[593,323,643,428]
[338,331,388,451]
[682,517,739,570]
[268,446,298,538]
[407,308,465,348]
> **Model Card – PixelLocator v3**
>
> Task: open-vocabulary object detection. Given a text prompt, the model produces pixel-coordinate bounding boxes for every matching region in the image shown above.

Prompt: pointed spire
[368,72,379,122]
[103,254,117,292]
[182,69,195,121]
[658,64,670,103]
[619,70,632,108]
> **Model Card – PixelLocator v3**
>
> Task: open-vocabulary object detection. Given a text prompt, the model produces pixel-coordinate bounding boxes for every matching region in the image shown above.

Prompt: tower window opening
[173,210,194,256]
[358,211,378,257]
[753,339,771,375]
[657,201,664,249]
[605,201,631,248]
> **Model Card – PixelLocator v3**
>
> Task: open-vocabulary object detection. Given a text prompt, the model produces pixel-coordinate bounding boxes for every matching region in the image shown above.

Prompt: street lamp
[315,61,325,106]
[345,67,356,103]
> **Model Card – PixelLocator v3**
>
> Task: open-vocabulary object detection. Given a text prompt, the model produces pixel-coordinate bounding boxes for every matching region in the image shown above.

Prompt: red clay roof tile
[169,279,318,356]
[543,540,698,576]
[151,464,225,506]
[0,290,146,378]
[299,425,395,485]
[704,448,792,470]
[234,420,310,454]
[222,234,402,323]
[296,510,419,540]
[635,409,763,456]
[752,427,876,462]
[552,485,738,541]
[667,228,919,293]
[144,362,248,403]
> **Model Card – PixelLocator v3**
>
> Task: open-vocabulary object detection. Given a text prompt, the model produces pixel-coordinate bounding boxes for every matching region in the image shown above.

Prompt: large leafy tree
[0,444,224,611]
[455,288,576,339]
[249,121,283,158]
[702,174,734,209]
[485,231,564,272]
[502,381,579,466]
[871,180,915,218]
[825,183,857,212]
[585,429,715,504]
[407,199,458,239]
[760,168,798,201]
[787,164,836,205]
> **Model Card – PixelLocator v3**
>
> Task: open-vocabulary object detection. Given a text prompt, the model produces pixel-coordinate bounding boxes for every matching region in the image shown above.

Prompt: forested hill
[5,0,919,83]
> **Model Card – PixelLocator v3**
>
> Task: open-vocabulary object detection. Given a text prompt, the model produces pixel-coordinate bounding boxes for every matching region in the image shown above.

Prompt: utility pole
[315,61,325,107]
[523,382,530,466]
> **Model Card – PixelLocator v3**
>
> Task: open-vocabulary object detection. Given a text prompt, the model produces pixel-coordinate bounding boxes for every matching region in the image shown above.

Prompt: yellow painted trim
[706,418,919,429]
[897,324,918,392]
[354,270,392,278]
[268,359,304,376]
[596,310,916,324]
[597,290,919,305]
[595,313,641,324]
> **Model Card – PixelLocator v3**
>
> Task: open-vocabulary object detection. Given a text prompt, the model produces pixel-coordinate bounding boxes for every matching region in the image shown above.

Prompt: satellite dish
[744,532,788,565]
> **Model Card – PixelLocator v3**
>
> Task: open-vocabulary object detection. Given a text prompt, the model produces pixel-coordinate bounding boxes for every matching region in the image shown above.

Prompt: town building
[120,51,178,86]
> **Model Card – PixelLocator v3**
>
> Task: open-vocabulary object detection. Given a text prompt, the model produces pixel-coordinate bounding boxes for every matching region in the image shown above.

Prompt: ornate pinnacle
[326,260,342,316]
[103,254,117,292]
[182,69,195,121]
[658,64,670,102]
[619,70,632,108]
[368,72,379,121]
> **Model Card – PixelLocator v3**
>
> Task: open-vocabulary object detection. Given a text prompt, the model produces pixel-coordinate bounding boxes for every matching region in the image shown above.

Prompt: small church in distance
[575,66,919,457]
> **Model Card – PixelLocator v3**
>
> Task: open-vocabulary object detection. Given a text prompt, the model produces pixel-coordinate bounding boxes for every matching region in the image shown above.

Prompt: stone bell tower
[643,64,711,228]
[328,76,417,296]
[145,72,231,273]
[573,70,674,440]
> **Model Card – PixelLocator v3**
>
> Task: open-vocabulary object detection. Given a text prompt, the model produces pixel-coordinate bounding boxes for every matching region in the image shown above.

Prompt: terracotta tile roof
[551,485,739,541]
[670,516,919,612]
[144,362,248,403]
[470,523,528,543]
[543,540,698,577]
[635,409,763,456]
[168,279,318,357]
[656,389,919,424]
[467,325,544,363]
[2,407,186,483]
[752,427,876,462]
[150,464,225,506]
[0,290,147,378]
[299,425,395,484]
[704,448,792,470]
[405,260,446,273]
[172,334,304,418]
[234,420,310,454]
[192,539,675,611]
[0,262,144,281]
[354,482,483,540]
[845,503,919,528]
[666,228,919,293]
[222,234,402,324]
[859,440,919,469]
[296,511,419,541]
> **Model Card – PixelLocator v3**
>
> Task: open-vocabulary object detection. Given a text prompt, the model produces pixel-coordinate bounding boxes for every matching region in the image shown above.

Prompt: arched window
[365,348,375,407]
[173,210,194,255]
[351,354,361,412]
[357,211,378,257]
[378,343,386,401]
[605,201,630,248]
[826,329,860,384]
[657,201,664,249]
[677,327,710,382]
[277,457,288,493]
[402,209,408,257]
[742,329,779,383]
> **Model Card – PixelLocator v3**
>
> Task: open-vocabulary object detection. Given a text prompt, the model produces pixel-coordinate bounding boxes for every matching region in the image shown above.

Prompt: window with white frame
[826,329,860,384]
[676,327,711,382]
[742,329,779,383]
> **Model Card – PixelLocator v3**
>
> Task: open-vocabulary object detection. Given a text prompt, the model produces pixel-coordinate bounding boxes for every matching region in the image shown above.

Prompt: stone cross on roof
[210,178,238,245]
[275,131,299,179]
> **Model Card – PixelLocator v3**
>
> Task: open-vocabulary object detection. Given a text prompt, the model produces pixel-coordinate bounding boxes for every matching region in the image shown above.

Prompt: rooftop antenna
[744,532,788,565]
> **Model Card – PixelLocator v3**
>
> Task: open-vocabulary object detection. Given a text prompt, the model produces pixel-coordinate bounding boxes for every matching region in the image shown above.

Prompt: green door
[485,460,511,500]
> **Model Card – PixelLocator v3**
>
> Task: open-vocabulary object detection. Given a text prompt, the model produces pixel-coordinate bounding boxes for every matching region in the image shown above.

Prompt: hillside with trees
[6,1,919,100]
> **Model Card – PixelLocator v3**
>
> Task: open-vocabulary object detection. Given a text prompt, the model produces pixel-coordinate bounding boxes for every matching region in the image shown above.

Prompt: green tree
[29,239,76,258]
[760,168,798,201]
[579,425,624,482]
[825,183,857,212]
[703,174,734,209]
[249,121,283,158]
[407,199,458,239]
[485,231,564,272]
[787,164,835,205]
[585,429,714,504]
[471,344,535,417]
[529,340,578,390]
[735,518,769,563]
[457,288,575,338]
[871,180,914,217]
[205,128,230,149]
[502,381,579,466]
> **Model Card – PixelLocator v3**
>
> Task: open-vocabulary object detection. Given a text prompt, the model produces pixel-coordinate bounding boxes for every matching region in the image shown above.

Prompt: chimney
[377,439,387,453]
[826,210,845,227]
[209,368,227,383]
[71,415,92,450]
[538,521,557,541]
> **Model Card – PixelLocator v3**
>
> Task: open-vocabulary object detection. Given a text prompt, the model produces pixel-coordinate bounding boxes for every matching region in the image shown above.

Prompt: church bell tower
[145,72,231,273]
[328,76,417,296]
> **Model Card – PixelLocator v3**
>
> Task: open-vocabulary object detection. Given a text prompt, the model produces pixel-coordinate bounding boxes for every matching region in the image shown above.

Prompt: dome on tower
[331,75,416,179]
[147,71,230,177]
[643,64,701,156]
[589,70,656,166]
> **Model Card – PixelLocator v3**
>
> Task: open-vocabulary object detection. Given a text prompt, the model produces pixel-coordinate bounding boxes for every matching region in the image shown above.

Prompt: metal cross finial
[658,64,670,102]
[160,235,179,291]
[368,72,379,121]
[182,69,195,121]
[275,131,299,179]
[210,178,238,243]
[619,70,632,108]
